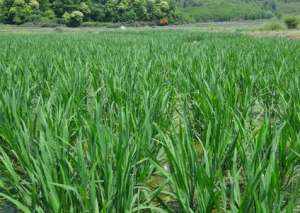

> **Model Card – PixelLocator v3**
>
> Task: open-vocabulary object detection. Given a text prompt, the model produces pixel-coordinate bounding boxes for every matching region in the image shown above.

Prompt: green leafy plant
[44,9,55,19]
[63,10,83,27]
[262,19,285,31]
[284,15,299,29]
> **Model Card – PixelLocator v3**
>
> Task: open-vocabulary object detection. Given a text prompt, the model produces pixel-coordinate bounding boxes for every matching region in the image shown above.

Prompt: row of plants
[0,31,300,212]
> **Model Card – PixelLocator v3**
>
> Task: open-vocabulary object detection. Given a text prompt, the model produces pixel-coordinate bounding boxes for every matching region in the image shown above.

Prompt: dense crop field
[0,31,300,212]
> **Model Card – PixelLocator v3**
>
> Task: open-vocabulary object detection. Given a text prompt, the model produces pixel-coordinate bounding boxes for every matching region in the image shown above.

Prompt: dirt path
[1,22,300,40]
[246,30,300,40]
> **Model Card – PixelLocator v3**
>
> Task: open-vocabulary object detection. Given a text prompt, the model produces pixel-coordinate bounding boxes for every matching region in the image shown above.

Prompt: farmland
[0,30,300,212]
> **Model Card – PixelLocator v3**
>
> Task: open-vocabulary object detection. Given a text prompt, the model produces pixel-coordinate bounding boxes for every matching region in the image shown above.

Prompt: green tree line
[0,0,181,25]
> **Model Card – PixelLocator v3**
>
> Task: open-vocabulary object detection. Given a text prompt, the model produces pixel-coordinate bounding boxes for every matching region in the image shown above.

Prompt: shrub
[90,4,105,22]
[44,9,56,19]
[79,2,91,15]
[29,0,39,10]
[263,10,274,19]
[284,16,299,29]
[134,4,148,20]
[63,10,83,27]
[5,0,33,24]
[262,20,284,31]
[159,1,169,12]
[119,9,137,22]
[28,13,42,23]
[159,17,168,26]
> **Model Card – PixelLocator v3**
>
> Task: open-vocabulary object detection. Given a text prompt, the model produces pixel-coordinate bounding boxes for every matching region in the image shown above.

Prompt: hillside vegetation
[278,1,300,15]
[182,0,300,22]
[182,0,270,22]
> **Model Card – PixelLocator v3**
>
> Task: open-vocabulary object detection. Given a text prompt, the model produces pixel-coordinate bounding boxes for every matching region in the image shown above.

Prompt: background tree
[63,10,83,26]
[0,0,181,25]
